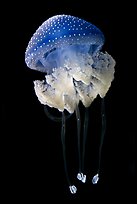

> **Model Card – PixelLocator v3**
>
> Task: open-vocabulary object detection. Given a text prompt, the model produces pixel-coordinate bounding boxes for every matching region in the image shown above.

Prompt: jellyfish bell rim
[25,14,105,73]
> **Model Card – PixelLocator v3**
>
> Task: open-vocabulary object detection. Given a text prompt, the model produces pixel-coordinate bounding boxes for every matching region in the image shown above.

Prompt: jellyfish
[25,14,116,194]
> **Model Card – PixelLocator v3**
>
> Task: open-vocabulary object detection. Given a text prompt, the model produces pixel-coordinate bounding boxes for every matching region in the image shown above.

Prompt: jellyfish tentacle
[81,108,89,178]
[75,105,86,183]
[75,105,81,173]
[61,112,77,193]
[92,98,106,184]
[99,98,106,171]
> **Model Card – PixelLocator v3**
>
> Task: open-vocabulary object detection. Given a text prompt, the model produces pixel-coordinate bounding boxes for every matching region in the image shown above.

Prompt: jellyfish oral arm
[34,51,115,113]
[34,67,79,113]
[61,112,77,193]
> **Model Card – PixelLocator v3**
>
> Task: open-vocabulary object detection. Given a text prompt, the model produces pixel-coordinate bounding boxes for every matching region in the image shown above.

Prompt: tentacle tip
[69,185,77,194]
[92,173,99,184]
[77,173,86,183]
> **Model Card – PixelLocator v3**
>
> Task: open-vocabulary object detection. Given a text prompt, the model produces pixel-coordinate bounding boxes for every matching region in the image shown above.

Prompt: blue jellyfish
[25,14,115,194]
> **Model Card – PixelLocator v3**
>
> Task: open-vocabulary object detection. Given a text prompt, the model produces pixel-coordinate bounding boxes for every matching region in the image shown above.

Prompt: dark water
[2,1,136,203]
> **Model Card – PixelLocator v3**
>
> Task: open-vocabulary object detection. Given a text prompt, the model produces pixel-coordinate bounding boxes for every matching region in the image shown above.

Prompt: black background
[2,1,136,203]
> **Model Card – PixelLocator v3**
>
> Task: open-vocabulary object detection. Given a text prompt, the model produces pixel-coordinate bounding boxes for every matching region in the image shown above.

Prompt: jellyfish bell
[25,14,116,194]
[25,15,104,72]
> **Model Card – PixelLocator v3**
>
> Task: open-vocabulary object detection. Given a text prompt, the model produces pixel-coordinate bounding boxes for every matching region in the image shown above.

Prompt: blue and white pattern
[25,15,104,72]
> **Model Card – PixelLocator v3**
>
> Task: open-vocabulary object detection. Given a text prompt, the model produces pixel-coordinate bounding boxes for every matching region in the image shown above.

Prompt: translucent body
[25,15,115,113]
